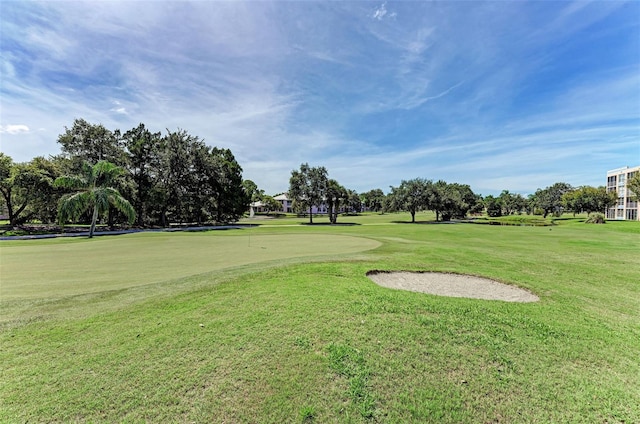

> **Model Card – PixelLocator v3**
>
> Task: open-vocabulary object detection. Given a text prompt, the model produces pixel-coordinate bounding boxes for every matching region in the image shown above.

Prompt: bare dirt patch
[367,271,539,302]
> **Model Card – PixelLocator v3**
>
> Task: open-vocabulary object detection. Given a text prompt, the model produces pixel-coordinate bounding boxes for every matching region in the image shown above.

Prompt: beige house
[606,165,639,221]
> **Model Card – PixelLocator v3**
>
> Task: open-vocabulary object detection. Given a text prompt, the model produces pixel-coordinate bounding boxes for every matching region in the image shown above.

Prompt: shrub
[585,213,605,224]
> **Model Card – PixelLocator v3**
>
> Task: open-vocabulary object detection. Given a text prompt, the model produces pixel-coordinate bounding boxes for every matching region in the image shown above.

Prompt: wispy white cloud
[372,2,396,21]
[109,101,128,115]
[0,125,30,135]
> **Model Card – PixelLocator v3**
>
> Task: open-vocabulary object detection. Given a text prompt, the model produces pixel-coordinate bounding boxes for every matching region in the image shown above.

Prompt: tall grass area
[1,214,639,423]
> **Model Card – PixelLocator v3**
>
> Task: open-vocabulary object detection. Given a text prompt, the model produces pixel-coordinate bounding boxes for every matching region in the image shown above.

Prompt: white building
[249,193,329,215]
[273,193,328,214]
[273,193,293,213]
[606,165,639,221]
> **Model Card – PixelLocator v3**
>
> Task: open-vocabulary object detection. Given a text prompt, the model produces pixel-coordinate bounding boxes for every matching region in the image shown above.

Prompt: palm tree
[54,161,135,238]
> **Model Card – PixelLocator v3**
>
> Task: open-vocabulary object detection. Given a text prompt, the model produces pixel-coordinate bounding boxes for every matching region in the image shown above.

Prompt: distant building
[274,193,293,213]
[249,200,265,215]
[248,193,331,215]
[273,193,328,214]
[606,165,640,221]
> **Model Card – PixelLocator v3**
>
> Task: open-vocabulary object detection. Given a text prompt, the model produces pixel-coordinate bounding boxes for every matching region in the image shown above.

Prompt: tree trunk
[136,201,144,227]
[309,206,313,224]
[4,195,15,227]
[411,211,416,223]
[89,205,99,238]
[108,206,114,230]
[136,172,145,227]
[161,209,167,227]
[10,200,29,227]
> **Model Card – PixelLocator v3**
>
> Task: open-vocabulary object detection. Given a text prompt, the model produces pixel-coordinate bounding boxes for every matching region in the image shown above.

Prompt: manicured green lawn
[1,214,639,423]
[0,232,379,299]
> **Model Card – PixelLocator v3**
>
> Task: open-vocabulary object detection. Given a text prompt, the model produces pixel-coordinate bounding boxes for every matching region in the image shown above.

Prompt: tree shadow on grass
[299,222,361,226]
[391,220,457,224]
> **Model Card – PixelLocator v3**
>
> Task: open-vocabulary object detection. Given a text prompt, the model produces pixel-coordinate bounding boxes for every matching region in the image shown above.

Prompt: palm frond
[57,191,91,224]
[94,161,124,186]
[107,189,136,224]
[81,162,95,186]
[93,188,112,216]
[54,175,88,190]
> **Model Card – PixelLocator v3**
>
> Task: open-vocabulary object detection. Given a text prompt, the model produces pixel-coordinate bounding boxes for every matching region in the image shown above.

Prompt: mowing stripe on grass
[0,232,380,299]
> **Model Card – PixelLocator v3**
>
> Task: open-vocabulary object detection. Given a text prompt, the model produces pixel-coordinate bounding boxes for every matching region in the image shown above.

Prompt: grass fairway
[1,214,639,423]
[0,232,380,299]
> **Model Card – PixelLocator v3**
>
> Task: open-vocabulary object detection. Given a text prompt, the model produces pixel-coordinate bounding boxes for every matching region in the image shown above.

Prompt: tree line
[285,164,626,224]
[287,163,361,224]
[0,119,248,229]
[2,119,636,230]
[285,166,488,224]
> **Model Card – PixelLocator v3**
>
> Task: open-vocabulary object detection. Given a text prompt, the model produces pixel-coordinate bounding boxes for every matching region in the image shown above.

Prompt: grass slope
[1,214,639,423]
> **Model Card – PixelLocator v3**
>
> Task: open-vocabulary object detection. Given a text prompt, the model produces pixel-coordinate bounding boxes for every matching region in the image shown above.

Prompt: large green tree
[628,173,640,202]
[208,147,249,223]
[0,154,60,227]
[562,186,616,216]
[156,129,195,225]
[242,180,264,204]
[387,178,431,223]
[533,182,573,218]
[54,161,135,238]
[431,181,478,221]
[20,156,65,224]
[57,119,126,171]
[346,189,362,213]
[483,195,502,217]
[132,129,247,226]
[325,179,347,224]
[361,188,385,212]
[428,180,447,221]
[123,123,162,227]
[498,190,527,215]
[289,163,328,224]
[189,141,219,224]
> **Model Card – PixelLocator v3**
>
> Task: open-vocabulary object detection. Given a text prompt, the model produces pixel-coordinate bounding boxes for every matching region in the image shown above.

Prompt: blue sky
[1,1,639,196]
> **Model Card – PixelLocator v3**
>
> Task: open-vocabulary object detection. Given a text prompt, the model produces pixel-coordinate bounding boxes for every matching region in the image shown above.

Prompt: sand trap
[367,271,539,302]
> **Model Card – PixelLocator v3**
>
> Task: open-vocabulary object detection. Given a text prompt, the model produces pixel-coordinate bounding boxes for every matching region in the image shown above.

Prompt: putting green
[0,232,380,299]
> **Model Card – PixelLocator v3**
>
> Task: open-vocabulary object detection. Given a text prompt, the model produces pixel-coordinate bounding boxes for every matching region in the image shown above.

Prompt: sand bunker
[367,271,539,302]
